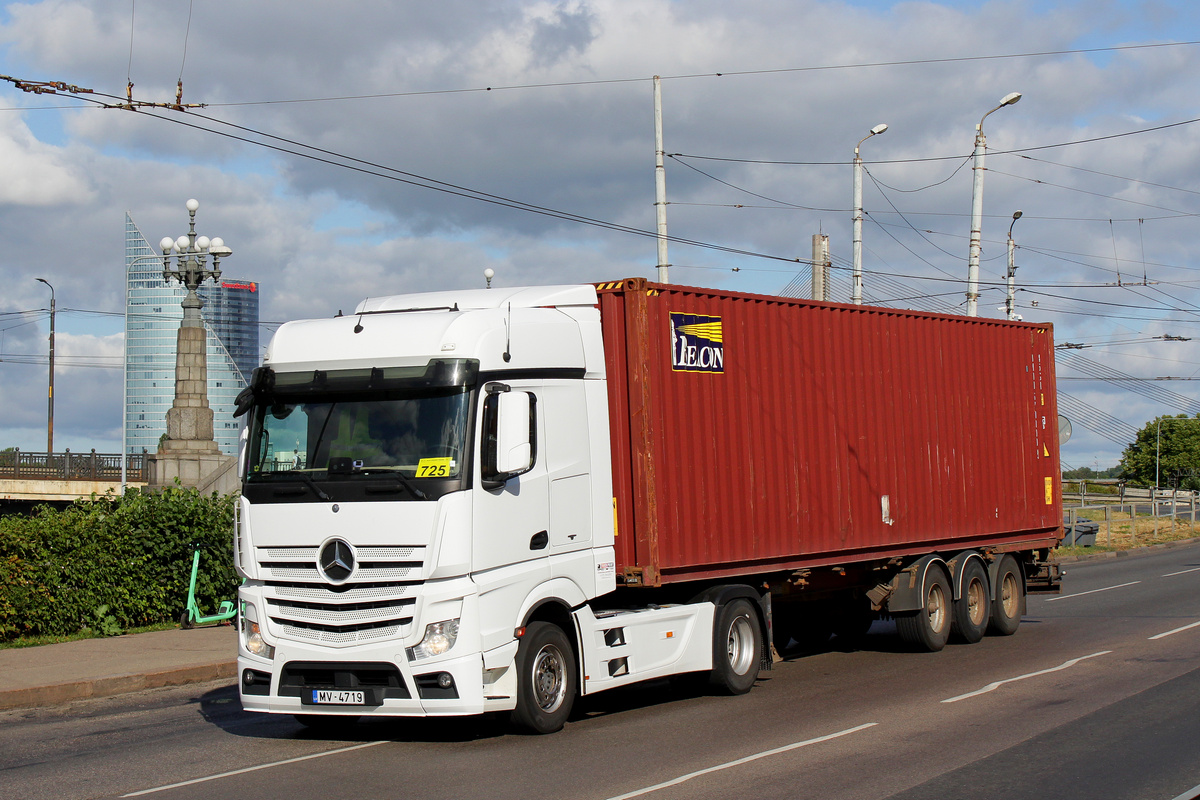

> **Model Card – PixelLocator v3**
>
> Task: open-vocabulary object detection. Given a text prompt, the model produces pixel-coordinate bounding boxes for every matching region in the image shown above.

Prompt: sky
[1,0,1200,474]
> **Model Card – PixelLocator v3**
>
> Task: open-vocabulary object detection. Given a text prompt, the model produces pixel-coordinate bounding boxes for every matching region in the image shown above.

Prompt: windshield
[248,391,470,479]
[243,360,477,489]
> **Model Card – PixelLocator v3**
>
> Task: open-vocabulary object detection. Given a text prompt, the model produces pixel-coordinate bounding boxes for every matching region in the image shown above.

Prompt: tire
[709,599,762,694]
[987,555,1024,636]
[895,564,952,652]
[951,559,991,644]
[180,610,193,630]
[511,622,576,734]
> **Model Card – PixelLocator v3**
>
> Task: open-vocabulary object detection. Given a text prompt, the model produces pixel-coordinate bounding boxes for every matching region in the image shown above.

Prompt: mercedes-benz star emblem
[318,539,355,583]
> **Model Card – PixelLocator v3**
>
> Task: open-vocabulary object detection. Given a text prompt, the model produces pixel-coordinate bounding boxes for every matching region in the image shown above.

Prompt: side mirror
[482,385,536,487]
[496,391,533,475]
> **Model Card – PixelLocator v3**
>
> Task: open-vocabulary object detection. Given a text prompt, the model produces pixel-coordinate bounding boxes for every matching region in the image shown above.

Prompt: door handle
[530,530,549,550]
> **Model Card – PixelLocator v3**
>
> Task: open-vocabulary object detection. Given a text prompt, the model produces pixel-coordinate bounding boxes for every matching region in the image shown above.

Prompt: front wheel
[511,622,576,734]
[709,599,762,694]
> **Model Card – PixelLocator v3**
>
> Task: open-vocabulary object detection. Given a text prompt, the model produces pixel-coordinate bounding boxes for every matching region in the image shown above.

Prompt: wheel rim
[726,614,756,675]
[1000,572,1019,618]
[967,577,986,626]
[532,643,567,713]
[926,582,947,633]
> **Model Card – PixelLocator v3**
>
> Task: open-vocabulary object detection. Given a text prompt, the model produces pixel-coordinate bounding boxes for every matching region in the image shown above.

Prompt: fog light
[406,619,460,661]
[437,672,453,689]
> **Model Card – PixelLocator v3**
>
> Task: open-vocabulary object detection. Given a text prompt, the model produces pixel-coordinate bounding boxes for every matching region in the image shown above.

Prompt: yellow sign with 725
[415,457,453,478]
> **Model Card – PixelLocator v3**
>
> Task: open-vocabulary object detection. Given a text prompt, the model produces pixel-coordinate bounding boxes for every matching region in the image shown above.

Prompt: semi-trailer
[233,278,1063,733]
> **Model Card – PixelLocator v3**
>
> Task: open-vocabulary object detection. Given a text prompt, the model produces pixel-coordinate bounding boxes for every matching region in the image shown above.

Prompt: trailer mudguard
[883,554,949,614]
[946,550,990,601]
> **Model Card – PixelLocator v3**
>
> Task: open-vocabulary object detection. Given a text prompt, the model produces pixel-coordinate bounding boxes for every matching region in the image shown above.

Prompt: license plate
[311,690,365,705]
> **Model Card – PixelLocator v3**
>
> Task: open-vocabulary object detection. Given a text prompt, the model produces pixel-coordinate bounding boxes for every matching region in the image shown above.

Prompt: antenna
[502,302,512,362]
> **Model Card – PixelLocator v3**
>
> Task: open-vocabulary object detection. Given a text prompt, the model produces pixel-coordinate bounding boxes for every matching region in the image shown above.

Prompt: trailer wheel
[987,555,1023,636]
[951,559,991,644]
[511,622,576,734]
[895,565,951,652]
[709,599,761,694]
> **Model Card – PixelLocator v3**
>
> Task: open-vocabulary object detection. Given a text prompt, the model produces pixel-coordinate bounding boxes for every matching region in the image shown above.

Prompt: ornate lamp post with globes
[146,198,238,490]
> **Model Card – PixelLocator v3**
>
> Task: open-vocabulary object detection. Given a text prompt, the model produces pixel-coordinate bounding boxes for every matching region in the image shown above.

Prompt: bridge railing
[0,449,146,482]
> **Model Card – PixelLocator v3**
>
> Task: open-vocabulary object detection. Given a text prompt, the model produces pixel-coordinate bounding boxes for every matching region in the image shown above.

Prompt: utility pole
[967,92,1021,316]
[852,123,888,304]
[1004,211,1022,320]
[36,278,55,454]
[654,76,669,284]
[811,234,830,302]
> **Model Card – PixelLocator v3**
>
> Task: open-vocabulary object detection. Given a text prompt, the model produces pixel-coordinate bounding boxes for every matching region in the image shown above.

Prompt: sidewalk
[0,625,237,712]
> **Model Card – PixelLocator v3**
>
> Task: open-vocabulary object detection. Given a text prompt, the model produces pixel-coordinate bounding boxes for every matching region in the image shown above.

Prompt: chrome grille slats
[255,543,425,648]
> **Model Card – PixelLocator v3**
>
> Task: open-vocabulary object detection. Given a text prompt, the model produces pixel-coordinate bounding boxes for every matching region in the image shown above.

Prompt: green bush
[0,486,238,641]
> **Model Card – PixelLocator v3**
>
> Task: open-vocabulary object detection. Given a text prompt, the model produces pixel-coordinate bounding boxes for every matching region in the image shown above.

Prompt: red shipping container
[598,279,1062,587]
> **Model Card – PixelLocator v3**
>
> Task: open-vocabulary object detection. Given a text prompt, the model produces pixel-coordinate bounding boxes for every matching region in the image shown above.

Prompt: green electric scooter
[180,547,237,628]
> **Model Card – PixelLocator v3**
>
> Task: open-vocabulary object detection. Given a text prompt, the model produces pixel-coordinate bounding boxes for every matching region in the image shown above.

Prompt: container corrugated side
[598,279,1062,586]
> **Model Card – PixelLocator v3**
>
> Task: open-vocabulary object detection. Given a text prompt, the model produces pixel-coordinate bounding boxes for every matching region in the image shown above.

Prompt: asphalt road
[3,543,1200,800]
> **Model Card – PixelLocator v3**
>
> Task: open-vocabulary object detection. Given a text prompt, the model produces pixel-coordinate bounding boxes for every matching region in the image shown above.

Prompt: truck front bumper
[238,644,495,718]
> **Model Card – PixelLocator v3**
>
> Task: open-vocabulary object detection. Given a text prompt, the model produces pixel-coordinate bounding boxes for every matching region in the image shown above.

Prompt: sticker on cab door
[415,457,453,477]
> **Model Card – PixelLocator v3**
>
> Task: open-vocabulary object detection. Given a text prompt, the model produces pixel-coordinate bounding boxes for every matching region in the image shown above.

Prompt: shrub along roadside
[0,487,238,642]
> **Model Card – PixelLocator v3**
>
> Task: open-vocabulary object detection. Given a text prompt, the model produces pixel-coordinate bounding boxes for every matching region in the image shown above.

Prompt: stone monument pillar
[145,199,237,494]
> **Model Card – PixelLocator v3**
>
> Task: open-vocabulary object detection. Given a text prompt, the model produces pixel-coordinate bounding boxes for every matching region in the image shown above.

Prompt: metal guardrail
[0,449,146,482]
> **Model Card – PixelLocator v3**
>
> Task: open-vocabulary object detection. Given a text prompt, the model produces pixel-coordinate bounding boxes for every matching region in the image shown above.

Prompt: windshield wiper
[359,467,428,500]
[292,470,332,501]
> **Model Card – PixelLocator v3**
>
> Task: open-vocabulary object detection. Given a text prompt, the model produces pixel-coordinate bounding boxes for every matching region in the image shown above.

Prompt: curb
[0,660,237,712]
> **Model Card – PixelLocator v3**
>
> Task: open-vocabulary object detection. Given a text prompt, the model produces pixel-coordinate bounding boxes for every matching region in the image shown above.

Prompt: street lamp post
[158,198,232,330]
[35,277,55,455]
[1004,210,1023,320]
[144,199,233,489]
[967,91,1022,317]
[852,123,888,305]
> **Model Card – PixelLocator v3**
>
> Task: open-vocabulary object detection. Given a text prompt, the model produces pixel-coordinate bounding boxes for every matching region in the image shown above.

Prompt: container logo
[670,313,724,373]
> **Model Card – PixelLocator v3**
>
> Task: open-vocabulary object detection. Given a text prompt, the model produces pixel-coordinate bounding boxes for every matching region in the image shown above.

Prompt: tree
[1119,414,1200,490]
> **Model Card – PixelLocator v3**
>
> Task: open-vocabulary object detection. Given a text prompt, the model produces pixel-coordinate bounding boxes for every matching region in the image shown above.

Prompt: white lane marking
[1149,620,1200,641]
[1162,566,1200,578]
[941,651,1112,704]
[1168,780,1200,800]
[604,722,878,800]
[1044,581,1140,602]
[120,741,387,797]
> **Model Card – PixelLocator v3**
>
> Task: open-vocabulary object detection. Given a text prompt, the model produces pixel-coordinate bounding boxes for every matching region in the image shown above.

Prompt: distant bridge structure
[0,449,148,506]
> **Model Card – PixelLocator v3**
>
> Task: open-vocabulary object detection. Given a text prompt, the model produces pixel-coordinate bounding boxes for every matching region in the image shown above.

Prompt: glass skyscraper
[124,213,260,457]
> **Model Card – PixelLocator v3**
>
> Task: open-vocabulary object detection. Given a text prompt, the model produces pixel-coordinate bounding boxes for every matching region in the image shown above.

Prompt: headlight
[241,604,274,659]
[406,619,460,661]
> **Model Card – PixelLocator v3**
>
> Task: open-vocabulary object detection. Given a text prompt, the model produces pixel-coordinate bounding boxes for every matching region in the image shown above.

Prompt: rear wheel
[511,622,576,734]
[709,599,761,694]
[987,555,1024,636]
[951,559,991,644]
[896,564,952,652]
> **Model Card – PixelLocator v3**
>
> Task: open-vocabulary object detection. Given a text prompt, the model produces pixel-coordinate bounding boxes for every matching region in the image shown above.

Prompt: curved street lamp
[852,123,888,305]
[966,91,1021,316]
[1004,210,1023,320]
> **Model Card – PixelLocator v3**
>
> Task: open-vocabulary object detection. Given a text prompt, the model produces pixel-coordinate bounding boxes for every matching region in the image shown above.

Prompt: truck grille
[256,544,424,648]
